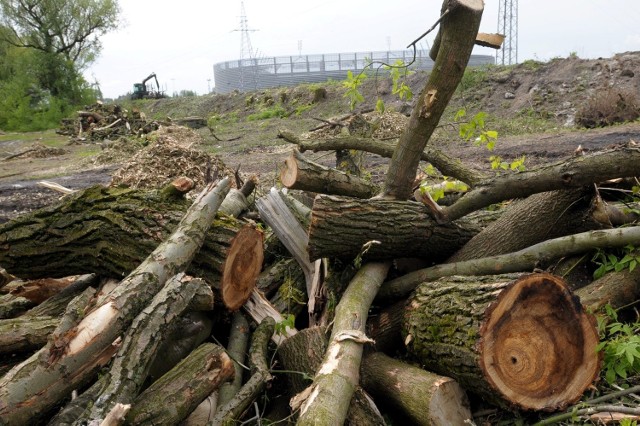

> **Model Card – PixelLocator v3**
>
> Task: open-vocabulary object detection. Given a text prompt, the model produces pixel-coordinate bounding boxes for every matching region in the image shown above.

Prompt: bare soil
[1,52,640,223]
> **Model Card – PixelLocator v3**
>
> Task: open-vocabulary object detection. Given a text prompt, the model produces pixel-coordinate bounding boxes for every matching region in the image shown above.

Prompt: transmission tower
[497,0,518,65]
[233,1,258,90]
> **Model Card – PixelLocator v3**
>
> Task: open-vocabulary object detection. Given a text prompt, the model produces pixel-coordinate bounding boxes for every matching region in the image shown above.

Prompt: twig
[533,385,640,425]
[533,404,640,425]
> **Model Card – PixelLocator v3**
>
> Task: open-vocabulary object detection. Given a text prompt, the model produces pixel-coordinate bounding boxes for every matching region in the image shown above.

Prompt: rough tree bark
[81,274,214,423]
[0,183,257,286]
[379,225,640,300]
[126,343,235,425]
[277,326,387,425]
[308,194,478,261]
[440,145,640,222]
[403,273,600,411]
[575,265,640,312]
[448,188,603,262]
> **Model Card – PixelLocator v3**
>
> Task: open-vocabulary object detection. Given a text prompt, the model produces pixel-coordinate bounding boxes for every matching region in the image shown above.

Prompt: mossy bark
[126,343,235,425]
[360,352,472,425]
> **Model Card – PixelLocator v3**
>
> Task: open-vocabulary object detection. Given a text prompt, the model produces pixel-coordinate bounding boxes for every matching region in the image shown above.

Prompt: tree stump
[403,273,600,411]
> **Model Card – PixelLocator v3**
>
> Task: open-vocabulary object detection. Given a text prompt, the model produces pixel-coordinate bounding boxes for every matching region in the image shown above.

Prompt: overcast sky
[85,0,640,99]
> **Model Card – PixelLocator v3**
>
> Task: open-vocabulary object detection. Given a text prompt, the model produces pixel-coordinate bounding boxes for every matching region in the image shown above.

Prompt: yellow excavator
[131,73,165,100]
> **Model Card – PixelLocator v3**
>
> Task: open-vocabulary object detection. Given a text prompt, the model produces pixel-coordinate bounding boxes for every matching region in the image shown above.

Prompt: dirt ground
[1,52,640,223]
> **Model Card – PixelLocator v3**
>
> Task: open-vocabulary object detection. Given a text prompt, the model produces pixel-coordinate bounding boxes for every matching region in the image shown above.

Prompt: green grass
[0,130,67,146]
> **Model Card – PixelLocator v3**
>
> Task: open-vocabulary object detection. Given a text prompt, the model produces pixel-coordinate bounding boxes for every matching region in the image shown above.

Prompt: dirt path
[1,122,639,224]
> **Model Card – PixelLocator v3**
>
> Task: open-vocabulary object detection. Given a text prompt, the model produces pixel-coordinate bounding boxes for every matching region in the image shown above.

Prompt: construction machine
[131,73,165,100]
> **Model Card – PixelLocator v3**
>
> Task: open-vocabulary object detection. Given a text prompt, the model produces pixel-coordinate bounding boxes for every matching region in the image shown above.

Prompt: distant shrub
[576,88,640,128]
[246,105,287,121]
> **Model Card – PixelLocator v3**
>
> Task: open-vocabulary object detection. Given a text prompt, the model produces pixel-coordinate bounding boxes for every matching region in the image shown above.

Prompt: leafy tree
[0,0,119,130]
[0,0,120,69]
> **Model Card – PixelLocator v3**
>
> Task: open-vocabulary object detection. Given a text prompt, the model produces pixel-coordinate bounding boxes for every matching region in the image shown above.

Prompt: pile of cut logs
[1,1,640,424]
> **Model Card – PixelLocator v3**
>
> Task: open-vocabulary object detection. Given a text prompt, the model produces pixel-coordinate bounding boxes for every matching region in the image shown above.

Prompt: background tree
[0,1,120,130]
[0,0,120,69]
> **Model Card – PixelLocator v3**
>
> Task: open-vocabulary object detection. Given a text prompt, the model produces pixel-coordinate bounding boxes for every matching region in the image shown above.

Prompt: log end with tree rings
[221,224,264,310]
[403,273,601,412]
[279,153,298,189]
[478,273,600,411]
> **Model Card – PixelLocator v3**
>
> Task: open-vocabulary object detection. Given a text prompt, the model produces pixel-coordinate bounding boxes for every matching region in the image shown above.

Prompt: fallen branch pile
[2,1,640,424]
[58,102,159,141]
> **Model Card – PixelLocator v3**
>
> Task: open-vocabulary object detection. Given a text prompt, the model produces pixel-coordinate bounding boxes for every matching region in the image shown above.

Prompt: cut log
[0,179,231,425]
[81,274,214,423]
[576,266,640,312]
[221,224,264,310]
[0,183,255,287]
[360,352,472,425]
[278,326,386,426]
[403,273,600,411]
[308,194,478,261]
[280,149,378,198]
[278,128,486,186]
[125,343,235,425]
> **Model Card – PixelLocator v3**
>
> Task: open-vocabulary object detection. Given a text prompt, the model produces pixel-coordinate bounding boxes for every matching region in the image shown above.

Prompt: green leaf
[375,98,385,114]
[454,108,466,121]
[631,259,638,272]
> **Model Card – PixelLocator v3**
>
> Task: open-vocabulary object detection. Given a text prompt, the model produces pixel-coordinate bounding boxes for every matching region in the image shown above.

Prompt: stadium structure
[213,50,495,94]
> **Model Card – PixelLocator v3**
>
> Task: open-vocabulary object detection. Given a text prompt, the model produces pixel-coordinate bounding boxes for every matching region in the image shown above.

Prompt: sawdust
[110,125,235,190]
[301,111,407,140]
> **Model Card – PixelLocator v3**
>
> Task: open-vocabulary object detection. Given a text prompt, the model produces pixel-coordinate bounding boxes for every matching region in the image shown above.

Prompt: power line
[497,0,518,65]
[232,1,259,90]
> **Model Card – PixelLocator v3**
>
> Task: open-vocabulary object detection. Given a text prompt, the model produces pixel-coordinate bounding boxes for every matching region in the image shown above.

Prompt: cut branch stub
[404,273,600,411]
[221,224,264,310]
